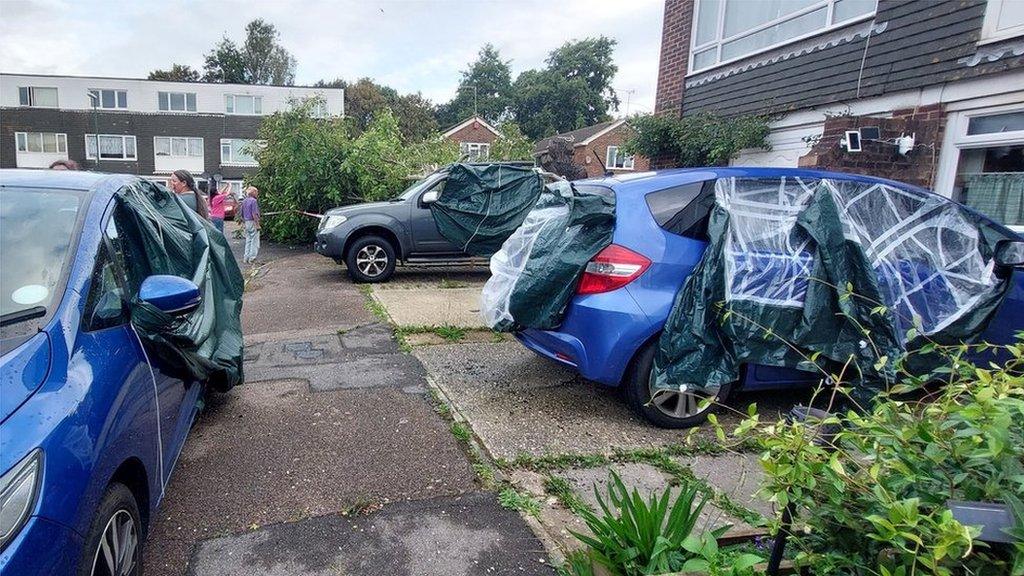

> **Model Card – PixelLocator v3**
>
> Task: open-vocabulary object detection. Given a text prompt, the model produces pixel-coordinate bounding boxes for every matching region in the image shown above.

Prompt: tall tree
[438,44,513,127]
[147,64,200,82]
[202,37,247,83]
[241,19,296,85]
[511,37,620,141]
[327,77,438,143]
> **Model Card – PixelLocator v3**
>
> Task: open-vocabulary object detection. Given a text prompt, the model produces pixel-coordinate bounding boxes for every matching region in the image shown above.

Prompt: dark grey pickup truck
[315,164,550,282]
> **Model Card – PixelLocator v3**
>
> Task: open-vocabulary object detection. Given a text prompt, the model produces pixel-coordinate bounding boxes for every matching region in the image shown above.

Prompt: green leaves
[625,112,771,168]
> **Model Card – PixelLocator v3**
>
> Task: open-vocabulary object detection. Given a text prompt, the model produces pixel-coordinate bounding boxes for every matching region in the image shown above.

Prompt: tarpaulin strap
[262,209,323,218]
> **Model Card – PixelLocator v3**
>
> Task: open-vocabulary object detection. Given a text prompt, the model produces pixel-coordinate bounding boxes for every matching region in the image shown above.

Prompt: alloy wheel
[650,387,716,419]
[90,509,138,576]
[356,245,389,277]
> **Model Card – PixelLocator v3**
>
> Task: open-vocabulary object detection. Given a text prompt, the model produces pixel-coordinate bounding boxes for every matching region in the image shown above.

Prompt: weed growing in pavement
[543,475,592,515]
[438,278,468,289]
[498,487,542,517]
[449,421,472,442]
[472,463,498,490]
[435,325,466,342]
[358,285,390,323]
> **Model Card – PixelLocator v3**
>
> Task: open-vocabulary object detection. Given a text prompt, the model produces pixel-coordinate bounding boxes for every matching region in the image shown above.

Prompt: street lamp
[86,91,100,167]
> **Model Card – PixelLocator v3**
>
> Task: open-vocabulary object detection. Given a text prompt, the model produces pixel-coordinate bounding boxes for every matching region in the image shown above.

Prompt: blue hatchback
[1,170,207,574]
[515,168,1024,428]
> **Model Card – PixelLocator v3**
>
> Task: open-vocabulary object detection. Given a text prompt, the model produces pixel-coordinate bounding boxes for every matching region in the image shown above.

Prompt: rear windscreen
[645,180,715,240]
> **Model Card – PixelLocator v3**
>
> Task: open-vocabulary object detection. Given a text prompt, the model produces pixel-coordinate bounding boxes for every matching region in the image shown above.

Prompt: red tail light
[576,244,651,295]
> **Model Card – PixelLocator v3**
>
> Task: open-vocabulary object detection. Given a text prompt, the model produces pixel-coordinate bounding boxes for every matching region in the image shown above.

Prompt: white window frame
[158,91,197,112]
[15,132,68,154]
[220,138,260,166]
[18,86,58,108]
[459,142,490,161]
[980,0,1024,45]
[606,145,635,170]
[225,94,263,116]
[85,134,137,161]
[88,88,128,110]
[154,136,204,158]
[222,180,245,199]
[688,0,877,74]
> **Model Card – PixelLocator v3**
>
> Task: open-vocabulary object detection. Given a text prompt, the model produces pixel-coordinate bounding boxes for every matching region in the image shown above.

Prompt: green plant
[438,278,469,289]
[544,475,592,515]
[472,463,497,489]
[498,487,542,517]
[681,531,764,575]
[435,325,466,342]
[624,112,771,167]
[721,340,1024,574]
[449,421,472,442]
[570,470,717,575]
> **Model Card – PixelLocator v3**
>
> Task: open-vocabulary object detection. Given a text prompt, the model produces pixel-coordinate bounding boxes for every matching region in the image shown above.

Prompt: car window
[419,179,446,206]
[84,217,129,331]
[645,180,716,241]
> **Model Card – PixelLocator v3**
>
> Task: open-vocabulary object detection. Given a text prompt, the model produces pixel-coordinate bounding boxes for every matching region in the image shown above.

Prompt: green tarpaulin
[115,180,245,391]
[430,163,545,256]
[654,176,1011,399]
[481,181,615,331]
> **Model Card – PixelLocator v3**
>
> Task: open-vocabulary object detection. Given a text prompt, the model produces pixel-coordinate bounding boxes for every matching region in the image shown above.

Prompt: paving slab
[676,452,774,519]
[373,287,486,328]
[373,266,490,290]
[187,492,553,576]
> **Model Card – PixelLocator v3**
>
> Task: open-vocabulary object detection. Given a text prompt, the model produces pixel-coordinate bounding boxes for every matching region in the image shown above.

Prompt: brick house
[654,0,1024,231]
[533,119,651,179]
[441,116,500,161]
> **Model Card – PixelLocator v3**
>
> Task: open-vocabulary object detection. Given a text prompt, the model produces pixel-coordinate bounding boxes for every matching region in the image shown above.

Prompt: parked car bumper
[0,515,81,573]
[315,229,346,260]
[516,287,656,386]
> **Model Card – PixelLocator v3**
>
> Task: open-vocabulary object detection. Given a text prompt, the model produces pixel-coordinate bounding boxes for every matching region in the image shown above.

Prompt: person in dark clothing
[169,169,209,220]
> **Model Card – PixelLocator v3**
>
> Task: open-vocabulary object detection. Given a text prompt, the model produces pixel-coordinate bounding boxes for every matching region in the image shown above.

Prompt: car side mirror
[139,275,202,316]
[421,190,439,205]
[994,239,1024,268]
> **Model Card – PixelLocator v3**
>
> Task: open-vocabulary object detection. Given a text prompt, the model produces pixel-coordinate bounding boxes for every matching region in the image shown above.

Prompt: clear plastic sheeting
[481,181,615,331]
[655,176,1011,398]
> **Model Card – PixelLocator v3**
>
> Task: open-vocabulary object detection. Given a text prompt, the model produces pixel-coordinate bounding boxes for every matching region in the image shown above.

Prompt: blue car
[515,168,1024,428]
[1,170,208,574]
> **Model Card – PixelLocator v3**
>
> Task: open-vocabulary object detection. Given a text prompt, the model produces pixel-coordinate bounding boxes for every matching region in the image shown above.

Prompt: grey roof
[533,119,622,154]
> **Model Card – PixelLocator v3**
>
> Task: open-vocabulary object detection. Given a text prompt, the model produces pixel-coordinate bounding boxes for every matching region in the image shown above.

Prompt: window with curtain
[958,145,1024,227]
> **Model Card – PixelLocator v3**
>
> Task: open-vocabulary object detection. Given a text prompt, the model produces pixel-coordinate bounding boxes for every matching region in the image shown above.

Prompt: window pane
[116,91,127,108]
[155,137,171,156]
[171,137,188,156]
[125,137,136,158]
[606,146,618,167]
[967,112,1024,136]
[254,96,262,114]
[58,134,67,152]
[222,142,232,161]
[721,7,827,60]
[19,87,29,106]
[101,90,115,108]
[832,0,876,23]
[723,0,819,37]
[16,133,27,151]
[159,92,169,110]
[87,136,97,158]
[99,135,123,158]
[34,87,58,107]
[693,48,718,70]
[170,92,185,111]
[42,133,57,153]
[225,95,233,113]
[234,96,254,114]
[27,132,42,153]
[189,138,203,157]
[695,0,722,46]
[186,93,196,111]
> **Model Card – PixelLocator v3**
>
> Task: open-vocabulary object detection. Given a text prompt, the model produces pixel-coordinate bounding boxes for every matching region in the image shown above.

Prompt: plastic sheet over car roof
[654,176,1011,398]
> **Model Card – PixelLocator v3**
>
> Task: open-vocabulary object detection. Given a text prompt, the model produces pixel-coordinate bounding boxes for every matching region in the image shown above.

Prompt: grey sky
[0,0,664,117]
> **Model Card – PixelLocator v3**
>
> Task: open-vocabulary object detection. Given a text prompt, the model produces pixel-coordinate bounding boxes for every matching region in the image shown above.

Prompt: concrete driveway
[142,238,552,576]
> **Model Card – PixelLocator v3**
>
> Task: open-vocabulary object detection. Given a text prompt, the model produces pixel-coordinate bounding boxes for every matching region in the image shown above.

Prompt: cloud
[0,0,664,113]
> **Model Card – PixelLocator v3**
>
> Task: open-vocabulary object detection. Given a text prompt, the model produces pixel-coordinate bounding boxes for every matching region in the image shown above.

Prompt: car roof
[0,169,142,203]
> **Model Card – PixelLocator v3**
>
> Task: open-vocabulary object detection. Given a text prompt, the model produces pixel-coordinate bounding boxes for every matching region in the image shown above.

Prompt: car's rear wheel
[624,339,732,429]
[345,235,396,283]
[79,482,142,576]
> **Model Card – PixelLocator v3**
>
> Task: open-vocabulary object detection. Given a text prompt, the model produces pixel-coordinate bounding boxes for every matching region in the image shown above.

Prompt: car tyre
[78,482,143,576]
[345,235,396,283]
[624,339,732,429]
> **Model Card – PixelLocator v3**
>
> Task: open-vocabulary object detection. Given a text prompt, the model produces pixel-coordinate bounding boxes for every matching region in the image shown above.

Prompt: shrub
[624,112,771,167]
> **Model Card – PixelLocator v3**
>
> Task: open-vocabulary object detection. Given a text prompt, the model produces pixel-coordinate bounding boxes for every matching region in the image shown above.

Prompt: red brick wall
[799,105,946,190]
[445,121,498,145]
[572,124,652,179]
[654,0,693,117]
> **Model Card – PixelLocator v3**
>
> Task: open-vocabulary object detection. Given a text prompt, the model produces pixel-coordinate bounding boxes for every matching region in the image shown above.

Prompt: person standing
[169,169,209,220]
[209,182,229,234]
[240,186,261,264]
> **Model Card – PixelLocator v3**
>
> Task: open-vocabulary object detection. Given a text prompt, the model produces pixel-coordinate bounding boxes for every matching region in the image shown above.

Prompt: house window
[158,91,197,112]
[980,0,1024,44]
[221,138,259,165]
[949,110,1024,230]
[88,89,128,109]
[154,136,203,158]
[690,0,877,73]
[222,180,244,199]
[85,134,137,161]
[15,132,68,154]
[225,94,262,115]
[460,142,489,161]
[18,86,58,107]
[606,146,635,170]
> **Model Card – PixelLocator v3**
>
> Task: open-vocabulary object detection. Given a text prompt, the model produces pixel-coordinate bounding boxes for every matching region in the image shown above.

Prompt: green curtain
[963,173,1024,227]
